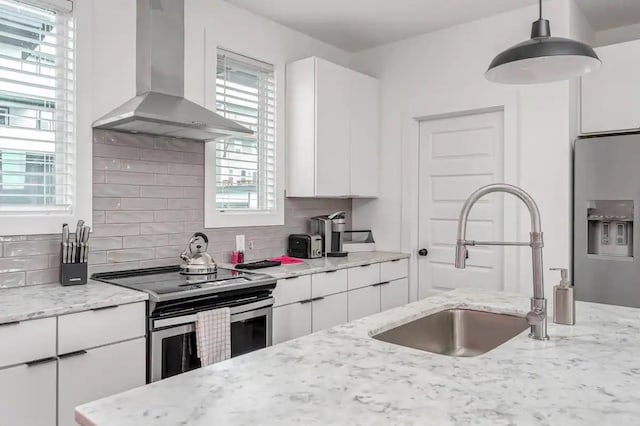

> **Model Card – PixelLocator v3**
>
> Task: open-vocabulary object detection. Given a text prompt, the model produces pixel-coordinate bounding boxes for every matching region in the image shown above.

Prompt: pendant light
[485,0,600,84]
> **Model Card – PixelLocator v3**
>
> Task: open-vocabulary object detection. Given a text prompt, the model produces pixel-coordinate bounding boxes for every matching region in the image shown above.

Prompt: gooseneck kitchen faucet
[454,183,549,340]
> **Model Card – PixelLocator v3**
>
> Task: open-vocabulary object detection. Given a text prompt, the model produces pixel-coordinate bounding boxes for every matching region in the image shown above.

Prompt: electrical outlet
[235,235,245,252]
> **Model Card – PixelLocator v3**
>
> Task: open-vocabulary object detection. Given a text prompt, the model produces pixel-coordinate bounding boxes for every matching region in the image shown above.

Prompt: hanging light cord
[539,0,542,19]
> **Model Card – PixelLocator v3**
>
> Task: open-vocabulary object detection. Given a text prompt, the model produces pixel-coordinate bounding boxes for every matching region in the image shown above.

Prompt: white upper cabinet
[581,39,640,135]
[287,57,380,198]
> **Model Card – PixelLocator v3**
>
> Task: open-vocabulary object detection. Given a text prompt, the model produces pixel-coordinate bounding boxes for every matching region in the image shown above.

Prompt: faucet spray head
[455,241,467,269]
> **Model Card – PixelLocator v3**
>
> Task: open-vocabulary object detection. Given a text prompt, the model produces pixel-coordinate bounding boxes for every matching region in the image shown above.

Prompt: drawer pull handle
[324,270,338,274]
[91,305,119,312]
[372,282,389,287]
[311,297,325,302]
[0,321,20,327]
[284,276,299,280]
[59,350,88,359]
[360,264,371,268]
[26,356,57,367]
[299,298,313,304]
[391,259,401,262]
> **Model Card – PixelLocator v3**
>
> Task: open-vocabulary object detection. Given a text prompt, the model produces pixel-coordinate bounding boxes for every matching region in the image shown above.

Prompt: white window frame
[0,0,92,235]
[204,47,284,228]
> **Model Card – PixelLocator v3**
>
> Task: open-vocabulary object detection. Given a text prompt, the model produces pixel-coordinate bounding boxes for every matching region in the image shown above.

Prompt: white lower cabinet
[348,285,381,321]
[380,278,409,312]
[312,292,348,332]
[58,337,146,426]
[273,302,312,345]
[0,359,57,426]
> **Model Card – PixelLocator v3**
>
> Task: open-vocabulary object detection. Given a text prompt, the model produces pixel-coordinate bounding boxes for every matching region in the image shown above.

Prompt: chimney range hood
[93,0,252,141]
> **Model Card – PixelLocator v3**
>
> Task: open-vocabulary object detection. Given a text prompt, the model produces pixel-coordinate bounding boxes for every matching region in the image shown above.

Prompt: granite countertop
[221,251,410,279]
[0,280,148,324]
[75,288,640,425]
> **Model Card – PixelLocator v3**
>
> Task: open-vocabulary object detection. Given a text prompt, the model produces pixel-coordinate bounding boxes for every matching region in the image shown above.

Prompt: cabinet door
[581,40,640,134]
[381,278,409,312]
[58,338,146,426]
[312,292,348,332]
[315,58,351,196]
[0,359,56,426]
[350,71,380,197]
[348,285,381,322]
[273,302,312,344]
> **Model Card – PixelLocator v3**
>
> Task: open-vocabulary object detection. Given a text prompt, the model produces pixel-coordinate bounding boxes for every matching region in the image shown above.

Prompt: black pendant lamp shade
[486,1,600,84]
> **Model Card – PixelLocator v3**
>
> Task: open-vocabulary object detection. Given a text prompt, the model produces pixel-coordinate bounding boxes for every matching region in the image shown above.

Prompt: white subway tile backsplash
[140,222,184,235]
[106,210,154,224]
[94,158,122,171]
[94,184,141,198]
[168,163,204,176]
[106,171,155,185]
[107,248,155,263]
[92,223,140,237]
[120,198,167,210]
[122,159,168,174]
[4,240,59,257]
[0,130,351,287]
[0,256,50,273]
[123,235,169,249]
[0,272,26,288]
[155,174,203,187]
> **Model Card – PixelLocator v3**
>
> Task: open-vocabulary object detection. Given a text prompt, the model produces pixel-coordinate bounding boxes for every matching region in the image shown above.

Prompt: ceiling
[224,0,538,52]
[576,0,640,31]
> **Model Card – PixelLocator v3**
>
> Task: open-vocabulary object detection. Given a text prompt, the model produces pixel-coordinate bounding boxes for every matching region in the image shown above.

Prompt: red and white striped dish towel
[195,308,231,366]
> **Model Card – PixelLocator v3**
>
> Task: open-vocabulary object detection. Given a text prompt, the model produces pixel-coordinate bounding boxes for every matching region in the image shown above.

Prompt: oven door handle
[152,297,274,329]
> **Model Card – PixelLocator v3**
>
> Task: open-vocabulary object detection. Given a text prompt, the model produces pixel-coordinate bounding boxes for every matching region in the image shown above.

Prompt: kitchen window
[205,48,283,227]
[0,0,88,234]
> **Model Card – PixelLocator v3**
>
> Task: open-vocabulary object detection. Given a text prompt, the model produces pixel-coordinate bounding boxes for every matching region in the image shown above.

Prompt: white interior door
[418,110,505,295]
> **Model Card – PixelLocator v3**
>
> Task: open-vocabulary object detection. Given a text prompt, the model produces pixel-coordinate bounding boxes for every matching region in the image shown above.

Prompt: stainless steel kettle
[179,233,217,275]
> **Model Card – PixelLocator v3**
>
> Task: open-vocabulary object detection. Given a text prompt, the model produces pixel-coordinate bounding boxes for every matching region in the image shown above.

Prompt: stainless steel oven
[149,297,273,382]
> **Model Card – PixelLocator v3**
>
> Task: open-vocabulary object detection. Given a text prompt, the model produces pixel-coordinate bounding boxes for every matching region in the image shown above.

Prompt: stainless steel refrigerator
[574,134,640,307]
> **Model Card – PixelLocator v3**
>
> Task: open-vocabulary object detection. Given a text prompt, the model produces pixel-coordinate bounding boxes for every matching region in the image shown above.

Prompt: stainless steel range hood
[92,0,252,141]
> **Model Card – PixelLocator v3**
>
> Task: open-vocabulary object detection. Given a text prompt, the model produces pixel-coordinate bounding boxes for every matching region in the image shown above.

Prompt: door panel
[58,338,146,426]
[273,302,312,344]
[312,292,348,332]
[347,285,380,321]
[418,111,505,296]
[0,361,56,426]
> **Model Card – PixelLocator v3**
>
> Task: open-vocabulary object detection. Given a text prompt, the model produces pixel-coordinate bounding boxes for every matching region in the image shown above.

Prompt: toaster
[288,234,323,259]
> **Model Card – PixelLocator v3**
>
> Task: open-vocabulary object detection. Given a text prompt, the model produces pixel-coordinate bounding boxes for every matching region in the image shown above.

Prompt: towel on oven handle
[195,307,231,366]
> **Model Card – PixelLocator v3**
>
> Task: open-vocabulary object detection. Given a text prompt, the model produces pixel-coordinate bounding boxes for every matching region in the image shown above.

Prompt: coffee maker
[310,211,348,257]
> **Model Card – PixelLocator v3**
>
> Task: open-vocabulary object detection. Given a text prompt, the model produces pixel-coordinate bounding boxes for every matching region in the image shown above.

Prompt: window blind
[0,0,74,213]
[215,49,276,212]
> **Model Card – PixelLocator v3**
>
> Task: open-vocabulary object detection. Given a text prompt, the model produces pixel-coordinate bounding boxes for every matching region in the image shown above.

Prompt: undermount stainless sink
[372,309,528,357]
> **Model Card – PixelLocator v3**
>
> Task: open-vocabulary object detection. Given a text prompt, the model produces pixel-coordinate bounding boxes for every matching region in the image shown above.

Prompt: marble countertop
[221,251,409,279]
[0,280,148,323]
[75,288,640,425]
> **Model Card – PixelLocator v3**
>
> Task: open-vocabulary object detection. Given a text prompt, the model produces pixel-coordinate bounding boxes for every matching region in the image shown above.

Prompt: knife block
[59,243,87,286]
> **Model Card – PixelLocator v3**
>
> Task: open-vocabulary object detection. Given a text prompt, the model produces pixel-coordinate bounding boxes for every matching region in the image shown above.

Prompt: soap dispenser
[551,268,575,325]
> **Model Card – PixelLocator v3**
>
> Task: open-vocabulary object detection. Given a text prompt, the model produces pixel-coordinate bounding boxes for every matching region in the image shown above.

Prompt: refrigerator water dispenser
[587,200,633,258]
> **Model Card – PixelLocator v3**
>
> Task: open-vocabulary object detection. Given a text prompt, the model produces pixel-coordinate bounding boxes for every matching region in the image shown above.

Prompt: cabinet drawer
[347,285,381,321]
[311,269,347,298]
[273,302,312,344]
[380,259,408,282]
[0,317,56,368]
[0,358,56,426]
[60,338,146,426]
[312,292,348,332]
[381,278,409,312]
[58,302,145,355]
[273,275,312,307]
[347,263,381,290]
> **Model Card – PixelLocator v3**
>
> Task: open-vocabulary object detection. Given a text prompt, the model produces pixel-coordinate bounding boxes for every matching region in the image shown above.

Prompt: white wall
[91,0,350,119]
[350,0,575,300]
[595,22,640,47]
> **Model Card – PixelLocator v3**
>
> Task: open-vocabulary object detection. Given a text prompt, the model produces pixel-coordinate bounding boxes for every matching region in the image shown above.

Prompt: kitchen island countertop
[75,288,640,425]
